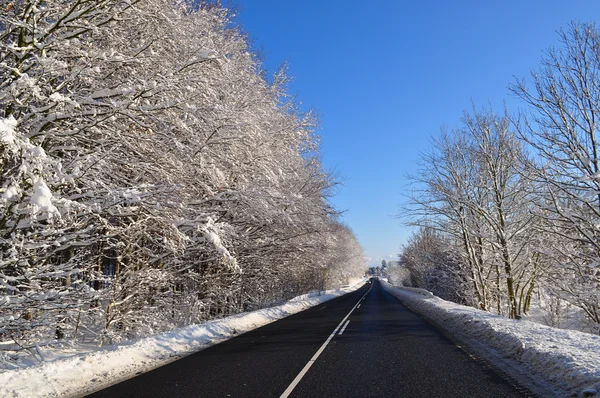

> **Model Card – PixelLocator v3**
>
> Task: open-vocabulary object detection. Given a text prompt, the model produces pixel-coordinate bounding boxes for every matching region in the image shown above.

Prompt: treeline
[394,22,600,333]
[0,0,365,350]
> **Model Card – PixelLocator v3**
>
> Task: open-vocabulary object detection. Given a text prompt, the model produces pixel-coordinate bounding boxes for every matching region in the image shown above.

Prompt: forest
[394,22,600,334]
[0,0,366,353]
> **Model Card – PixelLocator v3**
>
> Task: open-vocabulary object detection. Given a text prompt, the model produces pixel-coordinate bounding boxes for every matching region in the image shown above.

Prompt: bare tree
[399,226,473,305]
[511,22,600,329]
[403,108,541,318]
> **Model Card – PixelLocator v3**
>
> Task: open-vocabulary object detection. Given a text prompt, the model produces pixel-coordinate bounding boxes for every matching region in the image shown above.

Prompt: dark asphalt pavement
[87,279,529,397]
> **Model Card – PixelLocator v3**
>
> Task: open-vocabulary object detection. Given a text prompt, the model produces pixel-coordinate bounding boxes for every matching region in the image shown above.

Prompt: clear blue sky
[232,1,600,267]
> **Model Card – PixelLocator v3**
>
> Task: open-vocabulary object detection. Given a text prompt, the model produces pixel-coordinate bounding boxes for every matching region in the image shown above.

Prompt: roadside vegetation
[0,0,366,359]
[394,22,600,334]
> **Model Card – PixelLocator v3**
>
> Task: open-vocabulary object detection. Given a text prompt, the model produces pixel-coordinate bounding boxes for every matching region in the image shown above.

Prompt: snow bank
[381,280,600,398]
[0,279,367,398]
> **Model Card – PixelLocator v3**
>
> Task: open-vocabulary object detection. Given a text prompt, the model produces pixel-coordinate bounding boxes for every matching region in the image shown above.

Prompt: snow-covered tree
[511,21,600,329]
[403,108,542,318]
[0,0,364,352]
[399,227,473,305]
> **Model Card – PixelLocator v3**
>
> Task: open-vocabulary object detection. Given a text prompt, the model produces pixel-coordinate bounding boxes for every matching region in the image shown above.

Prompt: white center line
[279,283,372,398]
[338,320,350,335]
[357,304,361,309]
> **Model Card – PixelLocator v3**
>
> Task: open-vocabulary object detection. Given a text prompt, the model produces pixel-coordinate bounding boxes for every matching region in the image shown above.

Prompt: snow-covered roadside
[0,279,367,398]
[381,280,600,398]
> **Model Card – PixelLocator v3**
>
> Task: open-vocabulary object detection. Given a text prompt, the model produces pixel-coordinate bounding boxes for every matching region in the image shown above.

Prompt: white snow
[48,92,80,108]
[0,279,367,398]
[29,177,60,219]
[0,115,18,146]
[381,280,600,398]
[48,92,72,104]
[197,49,217,60]
[26,144,47,159]
[2,184,20,202]
[200,217,240,272]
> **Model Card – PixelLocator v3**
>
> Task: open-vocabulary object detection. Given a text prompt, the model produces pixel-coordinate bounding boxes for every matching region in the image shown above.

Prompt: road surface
[88,279,530,397]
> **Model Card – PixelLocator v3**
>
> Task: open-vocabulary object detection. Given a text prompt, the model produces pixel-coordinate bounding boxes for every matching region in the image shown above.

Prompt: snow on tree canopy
[0,0,365,357]
[0,116,17,147]
[29,178,60,219]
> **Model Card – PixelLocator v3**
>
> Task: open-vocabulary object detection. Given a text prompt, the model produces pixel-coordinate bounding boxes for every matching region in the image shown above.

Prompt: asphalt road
[88,279,530,397]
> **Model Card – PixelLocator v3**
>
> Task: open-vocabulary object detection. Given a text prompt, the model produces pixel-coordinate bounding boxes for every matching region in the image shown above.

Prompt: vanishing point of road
[88,279,531,397]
